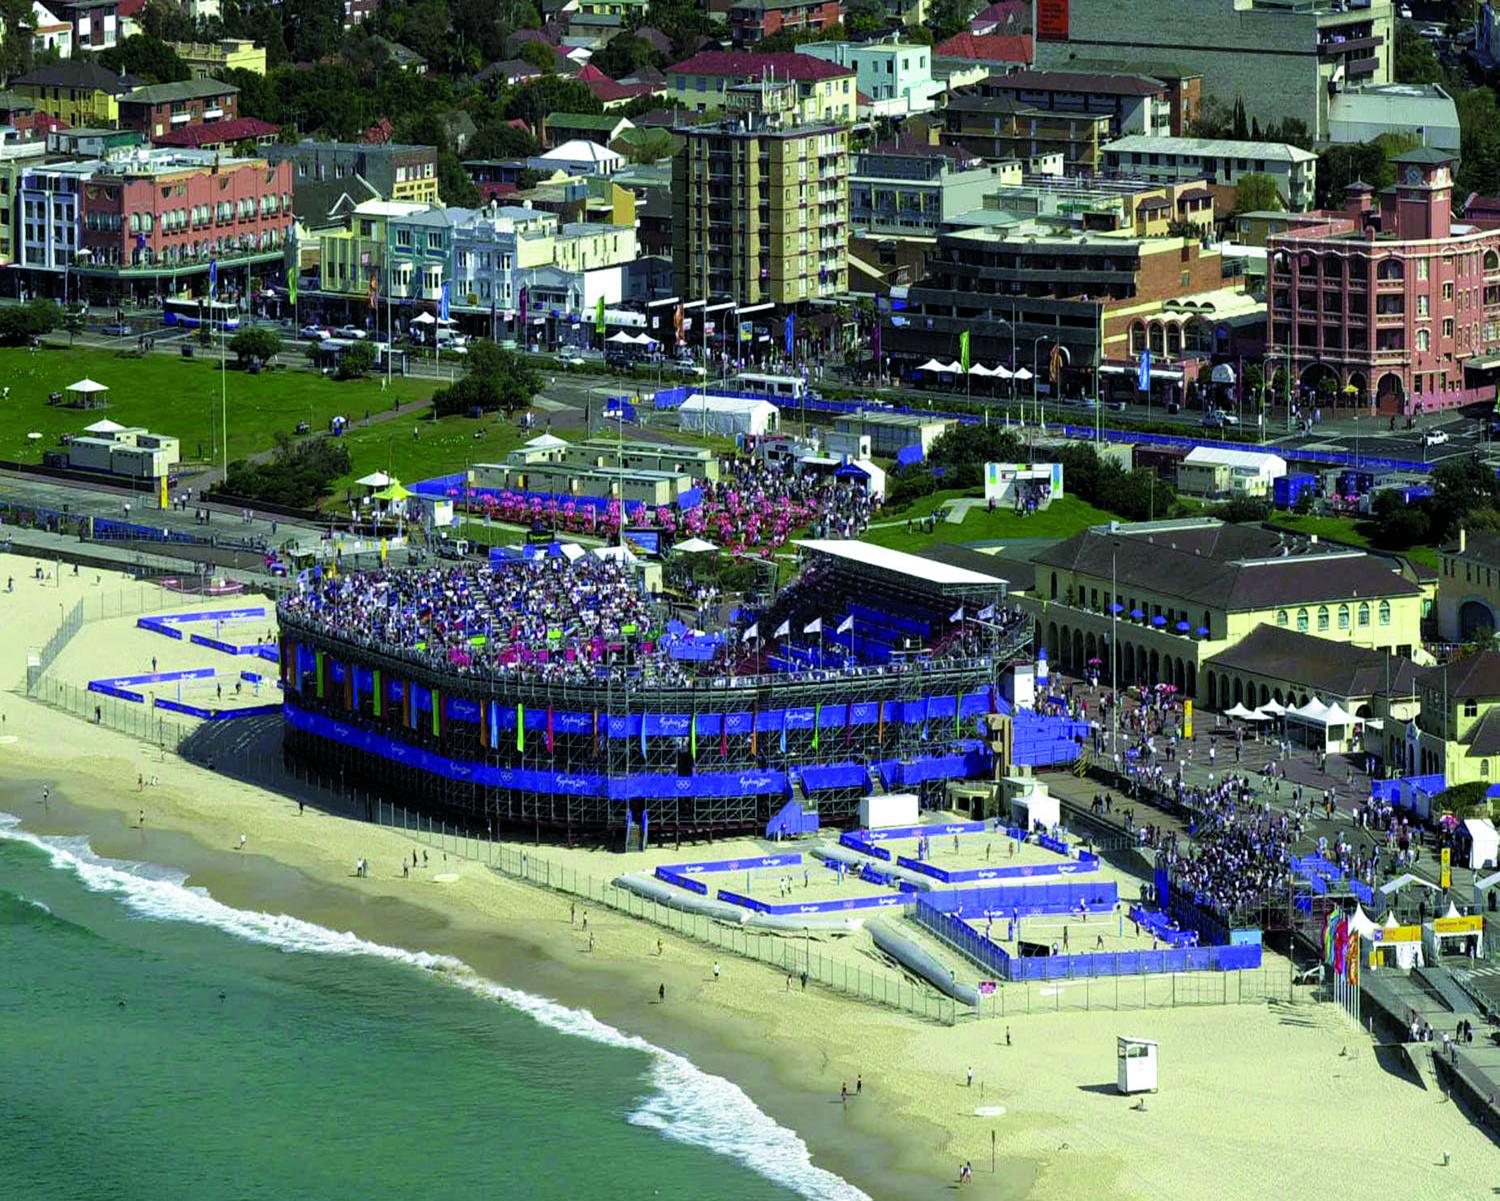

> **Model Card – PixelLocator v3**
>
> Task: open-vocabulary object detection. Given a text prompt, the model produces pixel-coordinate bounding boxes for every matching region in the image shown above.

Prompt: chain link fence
[970,965,1305,1018]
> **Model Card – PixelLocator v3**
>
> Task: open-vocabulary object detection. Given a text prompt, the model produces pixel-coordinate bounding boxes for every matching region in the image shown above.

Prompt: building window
[1277,609,1288,627]
[1379,600,1391,625]
[1317,605,1329,631]
[1358,602,1370,627]
[1337,604,1349,630]
[1466,699,1480,717]
[1417,329,1429,352]
[1297,608,1309,632]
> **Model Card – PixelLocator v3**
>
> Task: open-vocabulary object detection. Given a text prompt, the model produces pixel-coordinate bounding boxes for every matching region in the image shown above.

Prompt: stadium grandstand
[277,541,1034,842]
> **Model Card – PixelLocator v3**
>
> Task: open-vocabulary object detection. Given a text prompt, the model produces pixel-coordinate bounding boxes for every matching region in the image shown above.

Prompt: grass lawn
[1270,512,1440,569]
[863,491,1116,552]
[0,345,432,468]
[322,410,528,506]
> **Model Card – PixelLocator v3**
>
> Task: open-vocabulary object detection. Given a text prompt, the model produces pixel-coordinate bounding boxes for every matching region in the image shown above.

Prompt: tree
[467,119,539,160]
[98,34,192,83]
[229,327,283,366]
[283,0,345,63]
[221,432,352,508]
[625,127,676,163]
[1231,172,1283,214]
[431,340,540,414]
[135,0,199,42]
[0,300,61,346]
[503,77,602,124]
[0,0,36,78]
[336,340,378,379]
[589,32,661,78]
[1394,23,1442,84]
[516,37,556,71]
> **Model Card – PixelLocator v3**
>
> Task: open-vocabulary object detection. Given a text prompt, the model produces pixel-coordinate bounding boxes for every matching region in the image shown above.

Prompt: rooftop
[122,78,238,105]
[153,116,279,148]
[797,539,1009,587]
[933,32,1033,61]
[1419,653,1500,701]
[1104,135,1318,164]
[986,69,1167,97]
[665,50,855,81]
[13,62,143,93]
[1205,624,1420,700]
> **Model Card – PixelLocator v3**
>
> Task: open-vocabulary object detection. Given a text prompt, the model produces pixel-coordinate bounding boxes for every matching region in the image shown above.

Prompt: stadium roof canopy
[795,539,1010,588]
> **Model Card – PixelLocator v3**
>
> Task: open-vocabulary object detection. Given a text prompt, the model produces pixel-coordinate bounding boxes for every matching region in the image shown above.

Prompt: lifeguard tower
[1117,1037,1158,1095]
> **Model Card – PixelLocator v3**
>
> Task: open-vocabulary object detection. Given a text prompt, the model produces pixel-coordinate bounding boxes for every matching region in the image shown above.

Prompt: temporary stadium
[276,540,1036,841]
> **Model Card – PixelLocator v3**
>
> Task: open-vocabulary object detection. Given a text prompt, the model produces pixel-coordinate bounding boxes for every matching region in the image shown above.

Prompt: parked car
[100,322,131,337]
[674,360,707,376]
[300,323,330,340]
[335,325,369,340]
[1424,429,1450,446]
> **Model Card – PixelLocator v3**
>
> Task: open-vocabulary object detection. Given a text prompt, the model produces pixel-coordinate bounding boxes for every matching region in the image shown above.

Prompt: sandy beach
[4,566,1498,1200]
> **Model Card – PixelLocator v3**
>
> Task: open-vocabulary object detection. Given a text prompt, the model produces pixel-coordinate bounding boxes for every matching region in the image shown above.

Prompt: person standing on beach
[966,1066,974,1087]
[840,1083,848,1105]
[138,811,145,829]
[238,834,247,851]
[587,932,595,953]
[712,961,721,981]
[658,983,665,1003]
[656,938,663,956]
[856,1076,863,1095]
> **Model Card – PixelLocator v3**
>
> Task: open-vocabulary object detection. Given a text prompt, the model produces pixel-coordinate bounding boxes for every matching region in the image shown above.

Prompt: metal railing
[29,675,197,750]
[969,965,1305,1018]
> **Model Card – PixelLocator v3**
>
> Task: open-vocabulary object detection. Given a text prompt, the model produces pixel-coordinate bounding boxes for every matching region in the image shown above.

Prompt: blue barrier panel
[839,833,893,861]
[896,857,1099,883]
[859,821,987,842]
[88,682,145,703]
[137,618,184,640]
[655,867,708,896]
[674,852,802,876]
[922,879,1120,916]
[239,671,264,684]
[714,888,769,913]
[93,667,217,690]
[719,891,911,916]
[145,607,268,625]
[800,762,870,792]
[152,698,282,721]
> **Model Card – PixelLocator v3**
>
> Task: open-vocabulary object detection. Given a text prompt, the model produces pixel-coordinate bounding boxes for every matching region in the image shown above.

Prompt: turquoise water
[0,817,865,1201]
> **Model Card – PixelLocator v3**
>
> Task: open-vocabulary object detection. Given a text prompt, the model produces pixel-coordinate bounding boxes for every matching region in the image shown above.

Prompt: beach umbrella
[1196,626,1210,636]
[1150,615,1166,627]
[1175,620,1191,632]
[26,431,41,440]
[1129,608,1144,619]
[1109,603,1124,614]
[1087,656,1102,665]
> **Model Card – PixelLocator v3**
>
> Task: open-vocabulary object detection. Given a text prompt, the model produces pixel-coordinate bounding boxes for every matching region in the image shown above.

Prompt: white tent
[674,537,717,554]
[410,312,436,325]
[83,418,127,434]
[1473,869,1500,913]
[356,471,392,488]
[1464,817,1499,870]
[940,360,964,374]
[991,365,1014,379]
[629,332,657,346]
[607,330,637,344]
[67,378,109,395]
[1223,702,1258,720]
[559,542,587,562]
[594,545,638,563]
[917,359,949,373]
[1347,905,1381,940]
[677,394,778,437]
[1257,697,1286,716]
[968,363,994,376]
[1289,697,1330,721]
[1379,872,1443,897]
[1012,366,1034,381]
[524,433,568,451]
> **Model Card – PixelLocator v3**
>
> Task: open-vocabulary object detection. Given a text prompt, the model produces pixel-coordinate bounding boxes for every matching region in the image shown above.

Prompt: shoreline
[1,757,981,1201]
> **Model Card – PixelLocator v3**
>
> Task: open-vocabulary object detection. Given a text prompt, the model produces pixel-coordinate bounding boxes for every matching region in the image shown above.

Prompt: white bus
[162,297,241,331]
[731,372,807,402]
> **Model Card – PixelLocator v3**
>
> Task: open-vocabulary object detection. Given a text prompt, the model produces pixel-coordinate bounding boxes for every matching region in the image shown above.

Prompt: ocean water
[0,815,867,1201]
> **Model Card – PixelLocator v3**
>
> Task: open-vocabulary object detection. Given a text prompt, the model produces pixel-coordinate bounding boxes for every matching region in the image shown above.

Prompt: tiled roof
[153,117,280,148]
[14,62,142,93]
[666,50,854,81]
[1419,653,1500,701]
[1205,624,1419,700]
[122,78,238,105]
[932,32,1032,62]
[987,69,1164,96]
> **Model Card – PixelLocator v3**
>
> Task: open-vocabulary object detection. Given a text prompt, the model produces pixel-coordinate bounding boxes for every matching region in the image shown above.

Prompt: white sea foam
[0,814,869,1201]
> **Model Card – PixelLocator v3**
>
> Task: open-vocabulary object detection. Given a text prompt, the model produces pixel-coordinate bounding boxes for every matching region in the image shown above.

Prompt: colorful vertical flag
[1050,343,1064,383]
[690,713,698,761]
[368,270,379,312]
[208,257,218,299]
[1137,348,1152,393]
[674,303,686,347]
[959,330,970,374]
[545,705,555,754]
[784,313,795,356]
[595,296,607,335]
[871,318,881,362]
[519,285,529,327]
[439,280,451,322]
[516,703,525,753]
[286,264,297,306]
[372,670,382,717]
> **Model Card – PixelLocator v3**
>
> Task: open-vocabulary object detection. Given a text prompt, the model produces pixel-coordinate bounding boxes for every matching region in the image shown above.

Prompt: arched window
[1358,602,1370,627]
[1050,572,1058,600]
[1277,609,1288,627]
[1377,257,1404,281]
[1317,605,1330,631]
[1485,759,1492,778]
[1379,600,1391,625]
[1337,604,1350,630]
[1416,328,1430,352]
[1485,249,1498,272]
[1297,608,1309,632]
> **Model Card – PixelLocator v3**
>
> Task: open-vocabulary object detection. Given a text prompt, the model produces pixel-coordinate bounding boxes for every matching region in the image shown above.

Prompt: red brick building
[1266,147,1500,415]
[117,79,239,143]
[78,149,292,280]
[728,0,844,46]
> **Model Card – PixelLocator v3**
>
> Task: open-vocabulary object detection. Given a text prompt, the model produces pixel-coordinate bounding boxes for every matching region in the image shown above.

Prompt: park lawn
[1269,512,1440,570]
[0,345,432,467]
[863,491,1116,552]
[321,409,528,508]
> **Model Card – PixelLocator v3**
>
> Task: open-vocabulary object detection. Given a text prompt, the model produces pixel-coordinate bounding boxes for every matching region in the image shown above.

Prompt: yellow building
[672,79,848,305]
[1435,528,1500,643]
[11,61,142,127]
[664,50,856,123]
[1018,518,1425,702]
[318,199,430,299]
[553,221,638,273]
[170,39,268,78]
[1396,653,1500,784]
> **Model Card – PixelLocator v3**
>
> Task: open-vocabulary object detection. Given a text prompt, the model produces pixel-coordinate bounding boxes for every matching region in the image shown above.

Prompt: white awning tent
[1347,905,1381,940]
[67,378,109,395]
[83,418,127,434]
[677,394,779,437]
[523,433,568,451]
[1257,697,1287,716]
[1423,900,1485,961]
[1288,696,1356,751]
[1364,909,1424,970]
[410,312,436,325]
[1223,702,1258,720]
[1012,366,1034,381]
[674,537,717,554]
[1464,817,1499,871]
[559,542,587,562]
[594,544,638,563]
[1379,872,1443,897]
[356,471,392,488]
[607,330,637,344]
[916,358,950,373]
[968,363,994,376]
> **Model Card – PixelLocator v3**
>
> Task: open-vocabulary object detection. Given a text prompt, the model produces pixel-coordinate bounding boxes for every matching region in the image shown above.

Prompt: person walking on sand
[656,938,663,956]
[856,1075,863,1095]
[571,902,576,925]
[841,1083,848,1105]
[138,810,145,829]
[238,833,247,851]
[966,1066,974,1087]
[712,961,721,981]
[658,983,665,1003]
[587,932,595,953]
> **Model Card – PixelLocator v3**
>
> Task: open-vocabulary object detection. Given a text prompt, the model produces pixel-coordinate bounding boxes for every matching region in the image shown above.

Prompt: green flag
[959,330,970,373]
[287,264,297,306]
[595,297,606,335]
[690,713,698,760]
[516,703,525,753]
